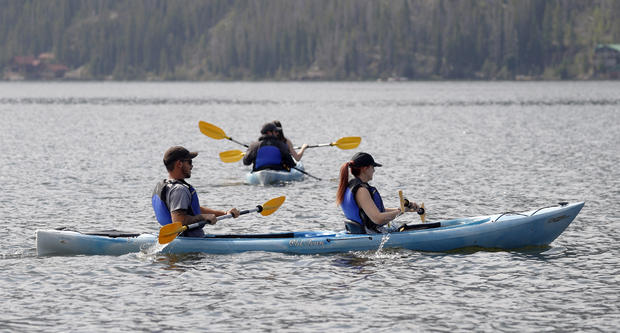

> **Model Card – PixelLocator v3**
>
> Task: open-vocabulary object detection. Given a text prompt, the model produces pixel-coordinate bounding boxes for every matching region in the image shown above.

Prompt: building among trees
[6,53,68,80]
[594,44,620,78]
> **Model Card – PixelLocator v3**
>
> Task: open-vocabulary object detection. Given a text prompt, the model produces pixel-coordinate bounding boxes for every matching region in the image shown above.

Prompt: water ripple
[2,96,620,107]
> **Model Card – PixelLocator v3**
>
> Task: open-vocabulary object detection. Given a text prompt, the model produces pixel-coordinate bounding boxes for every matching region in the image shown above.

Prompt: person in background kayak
[272,120,308,161]
[336,152,420,234]
[243,122,297,172]
[152,146,240,237]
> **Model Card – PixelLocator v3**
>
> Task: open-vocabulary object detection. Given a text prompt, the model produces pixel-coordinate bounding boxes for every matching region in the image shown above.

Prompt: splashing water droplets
[135,240,169,260]
[376,233,390,254]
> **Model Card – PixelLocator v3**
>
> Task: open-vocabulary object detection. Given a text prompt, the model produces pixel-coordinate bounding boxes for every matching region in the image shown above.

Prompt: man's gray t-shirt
[166,183,192,214]
[166,182,205,237]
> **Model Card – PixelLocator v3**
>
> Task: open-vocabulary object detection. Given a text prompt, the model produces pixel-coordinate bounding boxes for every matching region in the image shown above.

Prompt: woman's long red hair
[336,161,361,205]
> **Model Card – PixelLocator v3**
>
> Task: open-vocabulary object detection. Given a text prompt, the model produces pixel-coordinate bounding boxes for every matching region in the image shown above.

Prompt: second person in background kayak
[336,152,420,234]
[243,122,297,172]
[272,120,308,161]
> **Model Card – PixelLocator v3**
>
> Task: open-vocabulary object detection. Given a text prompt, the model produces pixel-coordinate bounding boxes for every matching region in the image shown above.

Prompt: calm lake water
[0,81,618,332]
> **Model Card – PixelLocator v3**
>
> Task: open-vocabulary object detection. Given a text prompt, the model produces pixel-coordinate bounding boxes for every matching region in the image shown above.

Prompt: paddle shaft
[293,143,333,149]
[292,166,322,181]
[185,206,261,231]
[228,138,249,148]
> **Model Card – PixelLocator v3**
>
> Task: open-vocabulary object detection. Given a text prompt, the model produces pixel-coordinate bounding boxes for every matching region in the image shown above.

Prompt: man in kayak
[336,152,420,234]
[152,146,240,237]
[272,120,309,161]
[243,122,297,172]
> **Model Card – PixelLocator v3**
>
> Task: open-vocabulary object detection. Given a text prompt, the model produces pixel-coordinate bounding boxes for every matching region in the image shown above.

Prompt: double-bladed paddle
[199,121,361,151]
[199,121,249,148]
[218,149,322,180]
[158,196,286,245]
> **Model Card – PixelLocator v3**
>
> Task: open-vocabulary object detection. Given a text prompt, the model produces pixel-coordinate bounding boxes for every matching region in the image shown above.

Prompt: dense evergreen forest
[1,0,619,80]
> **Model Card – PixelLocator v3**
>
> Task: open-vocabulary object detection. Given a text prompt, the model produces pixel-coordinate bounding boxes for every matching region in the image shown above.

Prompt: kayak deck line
[51,227,142,238]
[84,231,142,238]
[492,202,569,223]
[326,236,374,242]
[35,202,585,256]
[204,232,296,239]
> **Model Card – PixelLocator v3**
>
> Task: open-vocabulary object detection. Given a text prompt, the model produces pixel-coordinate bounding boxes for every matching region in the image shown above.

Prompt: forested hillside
[1,0,619,80]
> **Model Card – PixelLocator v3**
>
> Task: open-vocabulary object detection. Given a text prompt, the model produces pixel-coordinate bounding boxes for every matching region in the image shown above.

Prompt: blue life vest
[340,178,385,232]
[254,145,283,171]
[152,179,201,226]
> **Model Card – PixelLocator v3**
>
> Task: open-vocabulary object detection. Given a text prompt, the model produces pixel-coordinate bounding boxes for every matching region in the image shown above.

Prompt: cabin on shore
[7,53,68,79]
[10,56,39,74]
[594,44,620,78]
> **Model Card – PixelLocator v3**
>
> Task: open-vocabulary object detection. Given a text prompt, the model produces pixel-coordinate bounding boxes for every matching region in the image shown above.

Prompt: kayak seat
[344,221,366,234]
[398,222,441,232]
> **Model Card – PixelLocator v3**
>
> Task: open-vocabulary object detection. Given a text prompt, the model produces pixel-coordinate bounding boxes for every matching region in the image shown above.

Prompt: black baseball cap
[351,152,382,167]
[261,122,281,134]
[163,146,198,166]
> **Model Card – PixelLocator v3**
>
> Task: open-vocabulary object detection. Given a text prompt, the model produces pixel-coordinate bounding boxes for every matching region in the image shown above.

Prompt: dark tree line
[1,0,618,80]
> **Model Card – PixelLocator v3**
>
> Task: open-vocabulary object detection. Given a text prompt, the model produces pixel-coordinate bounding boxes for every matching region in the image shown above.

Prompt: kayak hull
[36,202,584,256]
[245,162,305,185]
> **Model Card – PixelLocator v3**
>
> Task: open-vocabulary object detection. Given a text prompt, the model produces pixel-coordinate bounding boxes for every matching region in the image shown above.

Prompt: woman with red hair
[336,152,419,234]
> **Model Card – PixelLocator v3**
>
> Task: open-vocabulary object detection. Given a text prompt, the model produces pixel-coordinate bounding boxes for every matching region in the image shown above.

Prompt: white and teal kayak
[36,202,584,256]
[245,162,305,185]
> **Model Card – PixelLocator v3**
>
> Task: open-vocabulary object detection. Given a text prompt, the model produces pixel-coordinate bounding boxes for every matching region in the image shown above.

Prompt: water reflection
[332,253,374,270]
[152,253,208,272]
[331,248,405,271]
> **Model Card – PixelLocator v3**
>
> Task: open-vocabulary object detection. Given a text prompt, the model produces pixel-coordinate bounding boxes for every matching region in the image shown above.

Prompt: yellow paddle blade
[333,136,361,150]
[158,222,187,244]
[260,196,286,216]
[420,203,426,223]
[199,121,230,140]
[398,190,405,214]
[219,149,245,163]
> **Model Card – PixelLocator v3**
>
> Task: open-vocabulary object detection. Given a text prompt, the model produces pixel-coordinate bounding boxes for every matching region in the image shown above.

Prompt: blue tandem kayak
[245,162,305,185]
[35,202,583,256]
